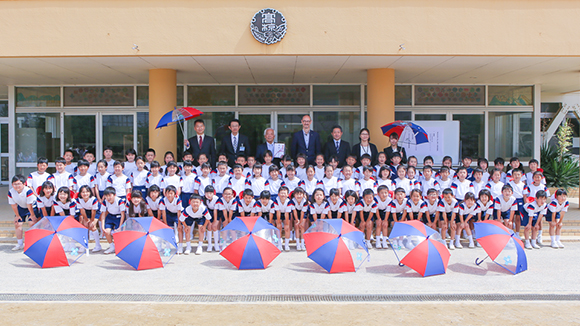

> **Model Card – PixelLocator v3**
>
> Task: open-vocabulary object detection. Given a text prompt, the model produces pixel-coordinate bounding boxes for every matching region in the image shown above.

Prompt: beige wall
[1,0,579,57]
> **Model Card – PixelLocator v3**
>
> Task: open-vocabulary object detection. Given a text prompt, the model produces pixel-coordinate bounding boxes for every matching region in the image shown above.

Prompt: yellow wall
[1,0,579,57]
[149,69,177,157]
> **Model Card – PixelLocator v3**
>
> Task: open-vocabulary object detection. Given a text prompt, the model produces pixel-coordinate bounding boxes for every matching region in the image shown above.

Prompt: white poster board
[401,121,460,165]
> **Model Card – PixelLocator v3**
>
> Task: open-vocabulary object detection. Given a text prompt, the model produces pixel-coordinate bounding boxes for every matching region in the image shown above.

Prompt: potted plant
[541,119,579,196]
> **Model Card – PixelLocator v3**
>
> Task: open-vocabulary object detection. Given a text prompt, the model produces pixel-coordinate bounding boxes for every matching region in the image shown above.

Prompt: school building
[1,0,579,183]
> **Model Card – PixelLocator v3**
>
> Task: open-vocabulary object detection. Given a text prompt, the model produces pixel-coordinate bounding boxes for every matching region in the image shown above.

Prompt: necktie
[199,136,203,149]
[233,137,238,152]
[335,141,339,153]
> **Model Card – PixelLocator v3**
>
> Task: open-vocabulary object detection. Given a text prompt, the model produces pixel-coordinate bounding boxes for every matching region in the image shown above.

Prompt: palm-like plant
[540,120,579,190]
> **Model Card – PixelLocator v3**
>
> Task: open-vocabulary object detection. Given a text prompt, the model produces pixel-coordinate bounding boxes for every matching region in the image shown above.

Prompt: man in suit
[324,125,351,167]
[220,119,251,166]
[184,119,216,167]
[291,114,322,165]
[256,127,281,166]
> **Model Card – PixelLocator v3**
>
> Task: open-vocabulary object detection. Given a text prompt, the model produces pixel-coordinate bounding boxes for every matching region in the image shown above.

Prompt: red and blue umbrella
[220,216,281,270]
[113,217,177,270]
[474,220,527,275]
[381,121,429,145]
[389,220,450,277]
[304,219,369,273]
[155,107,203,139]
[24,216,88,268]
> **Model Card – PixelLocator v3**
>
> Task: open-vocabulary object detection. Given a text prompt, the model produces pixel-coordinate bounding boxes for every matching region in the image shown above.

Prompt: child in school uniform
[327,188,345,220]
[419,166,439,199]
[179,160,197,209]
[308,188,329,226]
[329,156,342,179]
[523,190,547,249]
[273,186,292,251]
[406,166,421,190]
[460,156,474,180]
[441,156,456,179]
[343,190,359,226]
[545,189,568,248]
[389,153,402,180]
[126,190,147,218]
[146,161,165,193]
[196,153,210,176]
[321,165,340,198]
[103,146,115,174]
[146,185,162,219]
[83,152,98,176]
[255,190,275,221]
[438,188,459,250]
[493,157,508,183]
[376,166,393,191]
[374,185,392,249]
[106,161,132,200]
[131,156,150,200]
[228,164,247,198]
[76,185,102,252]
[485,168,504,200]
[194,163,212,195]
[295,153,308,180]
[299,165,320,199]
[393,166,413,197]
[278,155,292,179]
[407,156,423,182]
[456,192,478,248]
[267,165,284,202]
[237,189,256,217]
[314,154,326,180]
[506,157,522,181]
[159,185,184,253]
[36,181,56,218]
[526,159,545,185]
[476,189,494,222]
[246,164,267,200]
[508,169,528,238]
[471,168,486,198]
[144,148,156,171]
[212,161,231,198]
[99,187,126,254]
[123,149,138,178]
[243,155,255,179]
[283,165,300,193]
[406,189,427,222]
[202,185,220,253]
[215,187,237,251]
[180,193,212,255]
[261,150,275,180]
[527,171,550,243]
[357,188,377,249]
[63,150,77,175]
[160,151,176,176]
[8,175,39,251]
[373,152,388,180]
[53,157,74,192]
[359,165,378,197]
[27,157,53,196]
[180,152,195,177]
[436,167,452,192]
[339,165,360,196]
[163,161,183,197]
[424,188,440,230]
[92,159,110,202]
[290,187,308,251]
[494,184,518,229]
[73,159,92,193]
[476,158,490,184]
[451,167,474,202]
[355,155,373,180]
[53,187,79,221]
[388,188,408,247]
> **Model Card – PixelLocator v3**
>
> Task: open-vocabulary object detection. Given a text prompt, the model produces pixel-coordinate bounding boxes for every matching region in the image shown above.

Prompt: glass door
[0,122,8,182]
[238,113,272,158]
[277,114,306,155]
[64,114,97,161]
[101,114,134,161]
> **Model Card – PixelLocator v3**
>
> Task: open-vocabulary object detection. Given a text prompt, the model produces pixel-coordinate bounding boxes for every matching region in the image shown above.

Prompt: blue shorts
[105,213,121,229]
[545,211,560,222]
[184,217,206,227]
[330,210,339,219]
[408,212,420,221]
[180,192,194,208]
[15,206,38,223]
[439,211,453,222]
[497,210,512,221]
[521,214,539,227]
[151,210,158,218]
[423,213,436,224]
[391,212,404,222]
[165,211,178,227]
[98,190,105,200]
[377,209,387,221]
[515,198,525,215]
[133,186,147,200]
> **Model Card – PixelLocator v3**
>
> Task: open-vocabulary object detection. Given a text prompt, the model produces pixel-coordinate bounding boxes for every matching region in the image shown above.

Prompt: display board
[400,121,460,165]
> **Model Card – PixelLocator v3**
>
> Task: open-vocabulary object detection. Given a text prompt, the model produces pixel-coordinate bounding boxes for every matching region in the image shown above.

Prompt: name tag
[239,144,245,152]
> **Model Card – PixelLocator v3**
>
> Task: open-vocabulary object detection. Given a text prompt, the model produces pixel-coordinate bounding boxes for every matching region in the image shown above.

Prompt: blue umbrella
[381,121,429,145]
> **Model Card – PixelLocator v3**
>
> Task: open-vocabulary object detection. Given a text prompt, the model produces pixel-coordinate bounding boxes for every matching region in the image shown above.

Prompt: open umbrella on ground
[389,220,450,277]
[24,216,88,268]
[381,121,429,145]
[112,217,177,270]
[304,219,369,273]
[474,220,527,275]
[155,106,203,139]
[220,216,281,270]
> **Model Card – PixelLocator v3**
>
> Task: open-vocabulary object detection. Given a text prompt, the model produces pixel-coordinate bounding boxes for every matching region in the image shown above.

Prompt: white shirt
[163,175,183,191]
[36,195,54,210]
[425,200,439,215]
[91,172,110,191]
[524,201,547,219]
[237,199,256,214]
[131,169,151,187]
[231,134,239,151]
[247,177,267,197]
[295,167,307,181]
[406,199,427,213]
[182,173,197,193]
[146,173,165,189]
[339,178,360,195]
[327,197,346,212]
[419,178,440,198]
[389,199,407,214]
[359,178,378,196]
[283,177,300,193]
[314,166,325,181]
[508,180,528,199]
[298,178,319,196]
[451,179,474,201]
[438,198,459,214]
[159,196,183,214]
[485,180,504,200]
[375,196,392,211]
[146,197,162,211]
[321,176,340,196]
[267,178,284,196]
[54,200,77,215]
[204,195,220,211]
[181,204,211,221]
[309,202,330,215]
[303,130,310,149]
[100,197,125,215]
[527,183,549,199]
[194,175,212,194]
[216,197,238,211]
[477,199,494,217]
[8,186,36,209]
[274,197,292,213]
[393,178,414,196]
[27,172,53,195]
[494,196,518,212]
[123,161,137,178]
[212,174,231,194]
[228,176,247,197]
[73,173,92,192]
[76,197,100,211]
[52,171,74,190]
[290,198,308,212]
[253,200,274,214]
[357,200,377,213]
[458,202,479,217]
[547,199,569,213]
[106,174,132,197]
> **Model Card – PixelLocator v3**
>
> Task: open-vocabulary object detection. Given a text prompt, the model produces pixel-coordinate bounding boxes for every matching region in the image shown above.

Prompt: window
[0,100,7,117]
[488,86,533,106]
[64,115,96,161]
[395,86,412,105]
[239,86,309,106]
[64,86,134,106]
[415,86,484,106]
[102,115,134,160]
[137,86,184,107]
[415,114,446,121]
[1,124,7,153]
[16,87,61,107]
[454,114,485,159]
[16,113,61,162]
[313,85,360,106]
[488,112,533,160]
[395,111,412,121]
[137,112,149,156]
[188,86,235,106]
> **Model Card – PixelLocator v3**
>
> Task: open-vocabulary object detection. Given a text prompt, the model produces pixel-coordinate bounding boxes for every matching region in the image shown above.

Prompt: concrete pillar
[149,69,177,158]
[367,68,395,151]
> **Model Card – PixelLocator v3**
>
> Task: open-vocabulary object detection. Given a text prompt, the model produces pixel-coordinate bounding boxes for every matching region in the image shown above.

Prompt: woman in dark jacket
[384,133,407,165]
[351,128,379,166]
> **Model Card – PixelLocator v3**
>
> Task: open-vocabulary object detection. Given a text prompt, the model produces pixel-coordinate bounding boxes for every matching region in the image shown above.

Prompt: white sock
[285,238,289,246]
[301,239,305,245]
[551,236,555,242]
[213,231,219,244]
[186,242,191,249]
[467,235,474,244]
[178,242,182,250]
[538,230,543,236]
[92,231,101,244]
[556,235,560,241]
[110,243,115,249]
[17,239,23,246]
[198,240,203,247]
[207,233,213,246]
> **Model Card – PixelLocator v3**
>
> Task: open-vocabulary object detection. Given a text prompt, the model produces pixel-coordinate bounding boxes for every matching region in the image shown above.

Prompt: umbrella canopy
[220,216,281,270]
[24,216,88,268]
[389,220,450,277]
[113,217,177,270]
[381,121,429,145]
[155,107,203,129]
[304,219,369,273]
[474,220,527,275]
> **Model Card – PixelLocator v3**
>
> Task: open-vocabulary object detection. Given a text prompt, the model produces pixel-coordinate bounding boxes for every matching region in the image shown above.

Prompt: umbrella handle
[475,256,488,266]
[398,262,405,267]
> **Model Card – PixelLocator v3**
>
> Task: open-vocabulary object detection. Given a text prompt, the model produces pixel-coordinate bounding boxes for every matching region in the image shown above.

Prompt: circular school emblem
[250,8,287,45]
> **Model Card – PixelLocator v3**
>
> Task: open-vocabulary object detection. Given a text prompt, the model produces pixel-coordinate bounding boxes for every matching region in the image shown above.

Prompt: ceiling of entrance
[0,55,579,97]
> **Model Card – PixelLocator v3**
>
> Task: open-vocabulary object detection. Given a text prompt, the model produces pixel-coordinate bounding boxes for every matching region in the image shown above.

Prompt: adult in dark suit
[351,128,379,166]
[220,119,251,166]
[384,133,407,165]
[255,127,281,166]
[291,115,322,165]
[184,119,216,167]
[323,125,351,167]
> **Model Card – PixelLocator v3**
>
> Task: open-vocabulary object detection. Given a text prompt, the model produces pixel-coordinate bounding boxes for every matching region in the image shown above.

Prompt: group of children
[8,146,570,256]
